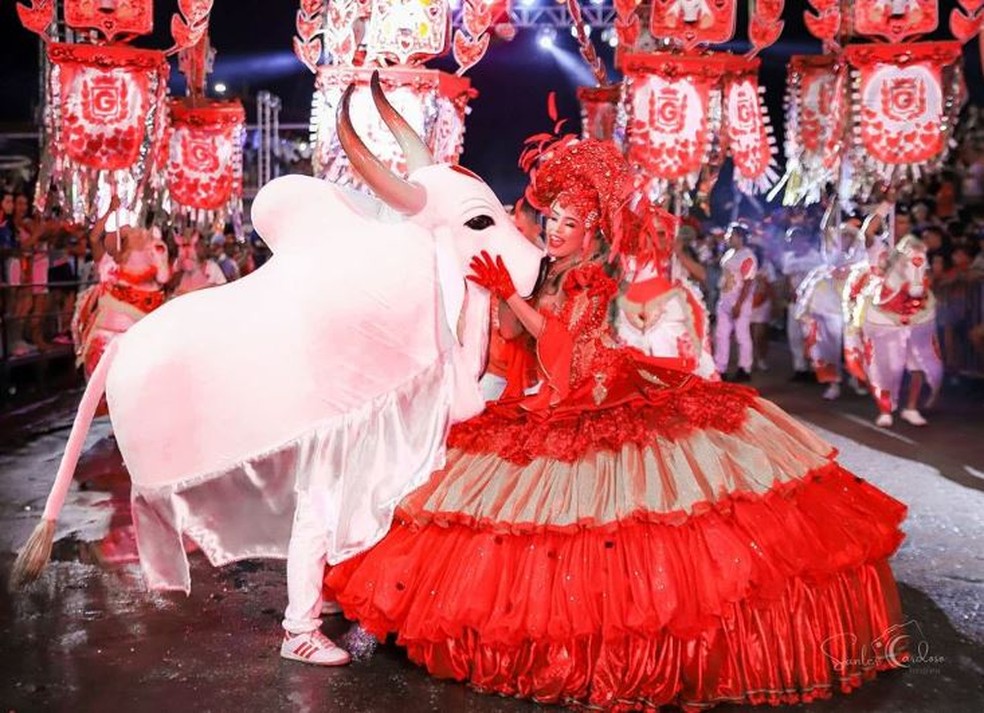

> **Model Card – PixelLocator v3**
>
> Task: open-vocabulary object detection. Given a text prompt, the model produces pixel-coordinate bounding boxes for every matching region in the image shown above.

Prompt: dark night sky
[1,1,981,202]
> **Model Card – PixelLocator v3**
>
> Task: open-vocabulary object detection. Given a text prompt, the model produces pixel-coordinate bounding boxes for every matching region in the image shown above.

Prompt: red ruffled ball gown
[326,262,907,711]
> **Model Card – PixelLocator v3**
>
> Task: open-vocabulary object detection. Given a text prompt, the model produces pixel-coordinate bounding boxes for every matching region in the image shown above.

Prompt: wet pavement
[1,357,983,712]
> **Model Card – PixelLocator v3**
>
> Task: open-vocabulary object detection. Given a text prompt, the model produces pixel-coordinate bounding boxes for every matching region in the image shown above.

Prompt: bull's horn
[369,70,434,173]
[337,83,427,216]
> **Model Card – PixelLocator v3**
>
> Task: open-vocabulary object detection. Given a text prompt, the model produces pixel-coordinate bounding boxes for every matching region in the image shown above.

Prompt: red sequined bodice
[449,261,757,464]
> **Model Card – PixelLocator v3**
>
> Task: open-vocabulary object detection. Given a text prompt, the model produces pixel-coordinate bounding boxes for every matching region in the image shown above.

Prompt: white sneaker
[899,409,927,426]
[321,600,343,616]
[875,413,893,428]
[756,359,770,372]
[850,377,868,396]
[280,630,351,666]
[822,383,841,400]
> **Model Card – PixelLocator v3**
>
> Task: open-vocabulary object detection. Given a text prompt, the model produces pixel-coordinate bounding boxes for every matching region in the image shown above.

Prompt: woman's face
[544,201,586,260]
[14,195,29,218]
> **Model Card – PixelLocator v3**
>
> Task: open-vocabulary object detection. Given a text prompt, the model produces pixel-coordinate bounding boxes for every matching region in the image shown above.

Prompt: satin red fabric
[329,464,906,709]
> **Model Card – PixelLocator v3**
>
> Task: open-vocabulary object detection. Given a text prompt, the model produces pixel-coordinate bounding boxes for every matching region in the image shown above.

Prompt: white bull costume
[14,75,543,605]
[843,235,942,427]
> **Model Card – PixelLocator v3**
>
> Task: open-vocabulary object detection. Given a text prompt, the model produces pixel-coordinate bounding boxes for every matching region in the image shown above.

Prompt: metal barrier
[1,279,86,402]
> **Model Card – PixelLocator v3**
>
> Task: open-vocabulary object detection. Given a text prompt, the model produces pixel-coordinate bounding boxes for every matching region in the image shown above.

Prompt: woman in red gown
[326,138,907,710]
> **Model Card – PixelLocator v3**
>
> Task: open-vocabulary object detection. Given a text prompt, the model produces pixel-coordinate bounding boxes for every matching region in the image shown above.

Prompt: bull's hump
[252,175,369,252]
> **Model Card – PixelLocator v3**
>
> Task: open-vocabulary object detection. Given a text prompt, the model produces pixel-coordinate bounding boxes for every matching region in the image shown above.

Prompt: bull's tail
[10,339,120,588]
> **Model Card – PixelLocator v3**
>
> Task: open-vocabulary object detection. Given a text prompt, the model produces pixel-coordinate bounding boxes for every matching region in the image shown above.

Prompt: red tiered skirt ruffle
[327,463,907,710]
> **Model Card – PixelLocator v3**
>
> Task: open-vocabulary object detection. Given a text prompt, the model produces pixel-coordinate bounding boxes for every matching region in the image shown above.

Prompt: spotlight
[520,0,537,7]
[569,23,591,38]
[214,82,227,95]
[537,26,557,50]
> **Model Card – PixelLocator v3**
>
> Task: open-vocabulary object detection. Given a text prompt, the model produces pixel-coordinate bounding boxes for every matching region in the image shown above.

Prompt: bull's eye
[465,215,495,231]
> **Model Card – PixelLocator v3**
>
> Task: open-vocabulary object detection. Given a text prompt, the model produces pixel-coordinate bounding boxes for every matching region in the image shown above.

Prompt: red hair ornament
[521,133,676,267]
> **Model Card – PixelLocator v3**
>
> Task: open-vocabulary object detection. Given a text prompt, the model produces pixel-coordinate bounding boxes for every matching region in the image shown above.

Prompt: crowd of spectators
[1,189,270,360]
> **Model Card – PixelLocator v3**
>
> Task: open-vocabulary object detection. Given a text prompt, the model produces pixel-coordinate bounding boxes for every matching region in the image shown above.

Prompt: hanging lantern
[41,43,169,222]
[17,0,214,220]
[845,41,963,190]
[616,1,780,200]
[777,55,847,204]
[853,0,939,43]
[724,69,779,194]
[620,52,775,198]
[166,101,245,230]
[648,0,738,51]
[63,0,154,41]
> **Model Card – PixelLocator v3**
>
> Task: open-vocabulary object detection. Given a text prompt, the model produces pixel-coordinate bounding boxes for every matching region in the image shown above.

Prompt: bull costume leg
[280,492,350,665]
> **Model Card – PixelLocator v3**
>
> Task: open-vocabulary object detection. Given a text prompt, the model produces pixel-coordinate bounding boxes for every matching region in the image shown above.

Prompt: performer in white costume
[714,223,757,381]
[780,227,823,380]
[843,235,943,427]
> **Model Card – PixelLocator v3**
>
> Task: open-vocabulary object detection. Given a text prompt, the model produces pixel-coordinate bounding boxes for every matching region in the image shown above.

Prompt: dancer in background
[713,222,757,381]
[72,197,170,378]
[781,226,823,381]
[749,243,776,373]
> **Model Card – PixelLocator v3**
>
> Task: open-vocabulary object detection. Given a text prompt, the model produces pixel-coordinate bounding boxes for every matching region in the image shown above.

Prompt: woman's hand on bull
[466,250,517,300]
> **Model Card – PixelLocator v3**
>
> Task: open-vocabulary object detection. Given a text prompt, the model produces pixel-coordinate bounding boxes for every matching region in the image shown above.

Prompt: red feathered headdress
[519,104,675,265]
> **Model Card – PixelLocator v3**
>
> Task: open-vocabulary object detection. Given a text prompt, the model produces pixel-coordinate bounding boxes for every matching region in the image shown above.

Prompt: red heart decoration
[452,30,489,75]
[949,9,983,44]
[804,9,840,41]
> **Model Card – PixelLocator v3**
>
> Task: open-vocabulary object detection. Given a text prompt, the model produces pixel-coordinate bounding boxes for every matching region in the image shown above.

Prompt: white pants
[714,303,753,372]
[787,306,808,371]
[282,491,329,634]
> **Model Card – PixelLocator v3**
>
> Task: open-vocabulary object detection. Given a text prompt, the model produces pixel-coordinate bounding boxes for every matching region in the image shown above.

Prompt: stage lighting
[537,26,557,50]
[214,82,227,95]
[569,23,591,38]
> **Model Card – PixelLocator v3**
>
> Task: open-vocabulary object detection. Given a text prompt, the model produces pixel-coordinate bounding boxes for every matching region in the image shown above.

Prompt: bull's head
[337,72,543,387]
[887,234,929,297]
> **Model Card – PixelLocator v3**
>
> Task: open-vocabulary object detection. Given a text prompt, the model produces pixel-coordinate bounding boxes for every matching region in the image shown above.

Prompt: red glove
[466,251,516,300]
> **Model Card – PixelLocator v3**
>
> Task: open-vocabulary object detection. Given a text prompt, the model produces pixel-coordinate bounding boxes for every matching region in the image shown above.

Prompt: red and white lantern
[166,101,245,229]
[725,72,778,193]
[846,42,963,185]
[41,43,169,221]
[780,55,848,204]
[621,53,775,198]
